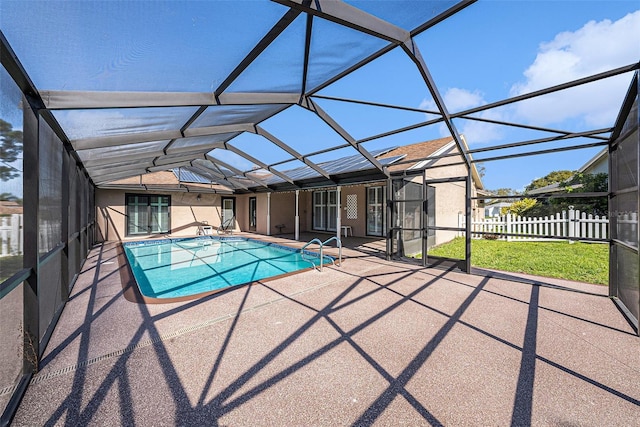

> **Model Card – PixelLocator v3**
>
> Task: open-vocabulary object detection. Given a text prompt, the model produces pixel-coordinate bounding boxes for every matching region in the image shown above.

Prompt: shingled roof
[380,137,456,173]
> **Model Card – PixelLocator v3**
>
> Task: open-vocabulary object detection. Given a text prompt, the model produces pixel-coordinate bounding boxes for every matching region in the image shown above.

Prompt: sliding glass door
[367,186,386,236]
[312,189,337,231]
[249,197,256,231]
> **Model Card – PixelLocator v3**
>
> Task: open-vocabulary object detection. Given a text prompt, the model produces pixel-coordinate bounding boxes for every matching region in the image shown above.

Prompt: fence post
[568,206,576,243]
[506,214,512,242]
[1,217,8,256]
[11,213,21,255]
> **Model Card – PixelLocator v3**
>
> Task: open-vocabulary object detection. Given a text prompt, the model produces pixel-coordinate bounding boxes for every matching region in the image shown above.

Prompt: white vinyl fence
[0,214,23,256]
[459,208,613,241]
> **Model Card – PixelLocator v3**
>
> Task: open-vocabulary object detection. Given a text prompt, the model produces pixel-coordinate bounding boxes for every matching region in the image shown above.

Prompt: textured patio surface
[10,233,640,426]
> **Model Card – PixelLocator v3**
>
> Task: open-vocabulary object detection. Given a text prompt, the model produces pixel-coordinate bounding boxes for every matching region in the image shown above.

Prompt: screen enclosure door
[386,168,470,271]
[388,174,425,263]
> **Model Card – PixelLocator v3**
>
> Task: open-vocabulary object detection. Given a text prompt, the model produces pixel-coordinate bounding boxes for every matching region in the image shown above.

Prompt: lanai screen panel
[610,74,639,328]
[0,1,289,92]
[190,105,288,128]
[1,0,476,188]
[76,140,170,166]
[2,0,637,195]
[52,107,200,141]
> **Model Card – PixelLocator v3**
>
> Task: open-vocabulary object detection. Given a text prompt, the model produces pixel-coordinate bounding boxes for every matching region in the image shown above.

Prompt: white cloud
[420,88,505,145]
[443,88,485,112]
[511,10,640,127]
[418,97,437,112]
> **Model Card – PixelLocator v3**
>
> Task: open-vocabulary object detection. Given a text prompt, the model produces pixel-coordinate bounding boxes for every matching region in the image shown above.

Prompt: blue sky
[311,0,640,191]
[1,0,639,198]
[212,0,640,192]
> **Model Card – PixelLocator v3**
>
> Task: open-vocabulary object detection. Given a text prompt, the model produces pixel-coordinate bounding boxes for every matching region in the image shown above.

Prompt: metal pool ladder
[301,236,342,272]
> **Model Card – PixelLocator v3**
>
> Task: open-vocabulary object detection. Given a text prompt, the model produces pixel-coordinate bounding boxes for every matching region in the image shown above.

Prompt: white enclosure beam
[275,0,410,44]
[40,90,299,110]
[183,123,255,138]
[73,130,181,151]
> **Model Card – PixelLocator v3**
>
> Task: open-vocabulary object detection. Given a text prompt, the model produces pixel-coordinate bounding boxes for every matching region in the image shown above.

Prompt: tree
[0,118,23,181]
[561,172,608,193]
[525,170,575,192]
[0,192,20,202]
[488,188,522,203]
[500,198,537,216]
[526,172,608,217]
[557,172,608,215]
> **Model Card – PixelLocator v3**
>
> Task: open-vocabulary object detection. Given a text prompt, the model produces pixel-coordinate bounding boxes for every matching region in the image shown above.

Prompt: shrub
[500,198,537,216]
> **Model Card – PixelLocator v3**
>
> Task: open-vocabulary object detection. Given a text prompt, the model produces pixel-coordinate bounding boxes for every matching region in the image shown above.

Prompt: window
[312,189,337,231]
[125,194,170,236]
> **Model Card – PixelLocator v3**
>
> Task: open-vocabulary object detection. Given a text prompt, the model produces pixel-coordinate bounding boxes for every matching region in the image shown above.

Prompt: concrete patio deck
[9,233,640,426]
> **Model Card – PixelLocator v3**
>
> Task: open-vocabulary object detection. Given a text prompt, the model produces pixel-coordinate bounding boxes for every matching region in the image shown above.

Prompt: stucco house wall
[96,189,223,242]
[94,138,484,246]
[340,185,367,237]
[269,192,296,235]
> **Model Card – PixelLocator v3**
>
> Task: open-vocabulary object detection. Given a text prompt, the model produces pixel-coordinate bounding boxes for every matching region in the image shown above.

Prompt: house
[527,148,608,196]
[0,200,23,216]
[484,201,511,217]
[95,137,484,249]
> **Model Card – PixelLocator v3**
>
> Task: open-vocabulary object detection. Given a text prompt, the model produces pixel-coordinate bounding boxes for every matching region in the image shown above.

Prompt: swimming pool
[123,237,333,300]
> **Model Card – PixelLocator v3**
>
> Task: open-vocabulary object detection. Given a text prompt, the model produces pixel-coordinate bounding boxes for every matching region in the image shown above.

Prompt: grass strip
[428,238,608,285]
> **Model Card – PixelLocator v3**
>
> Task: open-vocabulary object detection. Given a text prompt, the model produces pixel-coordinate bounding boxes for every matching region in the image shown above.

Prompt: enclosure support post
[465,173,472,273]
[267,192,271,236]
[386,178,392,261]
[422,171,427,267]
[336,186,342,242]
[295,190,300,241]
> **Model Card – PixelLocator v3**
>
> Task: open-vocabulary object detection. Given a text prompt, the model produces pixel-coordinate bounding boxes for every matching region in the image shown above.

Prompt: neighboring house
[95,137,484,248]
[527,148,608,196]
[485,201,511,217]
[0,200,23,215]
[580,147,608,175]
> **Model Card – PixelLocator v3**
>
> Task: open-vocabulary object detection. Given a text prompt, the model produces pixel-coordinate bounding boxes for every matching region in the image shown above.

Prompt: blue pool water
[123,237,332,299]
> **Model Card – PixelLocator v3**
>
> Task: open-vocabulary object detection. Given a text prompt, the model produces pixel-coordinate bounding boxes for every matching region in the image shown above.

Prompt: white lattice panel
[346,194,357,219]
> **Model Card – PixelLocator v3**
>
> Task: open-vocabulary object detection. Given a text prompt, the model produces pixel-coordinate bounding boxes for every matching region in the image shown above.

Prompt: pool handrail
[321,236,342,268]
[301,237,342,272]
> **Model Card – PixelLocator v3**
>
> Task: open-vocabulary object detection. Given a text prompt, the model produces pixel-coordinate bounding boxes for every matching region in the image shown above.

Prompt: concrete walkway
[10,234,640,426]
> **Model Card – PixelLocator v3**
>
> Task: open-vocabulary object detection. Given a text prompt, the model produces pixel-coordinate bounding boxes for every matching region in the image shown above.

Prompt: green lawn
[428,238,608,285]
